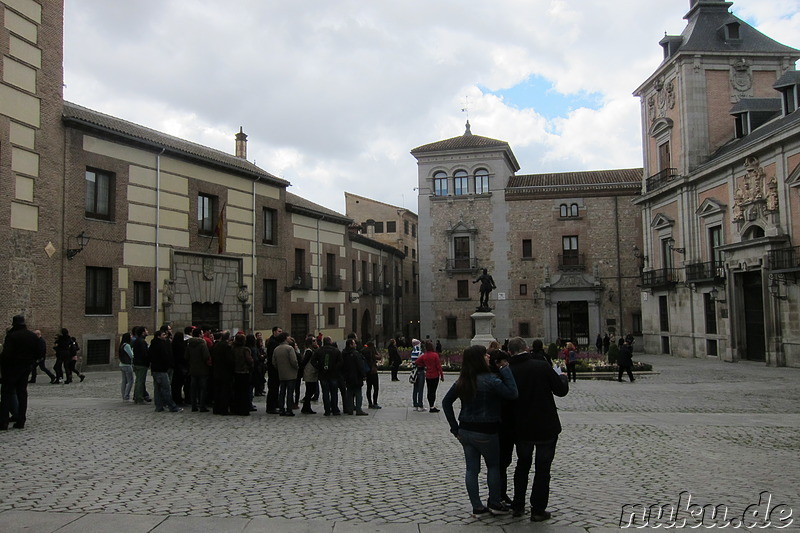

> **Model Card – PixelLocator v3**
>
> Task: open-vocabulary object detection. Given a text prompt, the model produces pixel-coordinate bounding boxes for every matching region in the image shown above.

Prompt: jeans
[278,379,296,414]
[512,437,558,513]
[0,365,29,428]
[30,359,56,382]
[191,375,208,410]
[458,429,502,510]
[320,378,340,414]
[366,374,379,406]
[345,384,363,414]
[120,365,134,400]
[412,373,425,407]
[133,365,150,402]
[152,372,177,411]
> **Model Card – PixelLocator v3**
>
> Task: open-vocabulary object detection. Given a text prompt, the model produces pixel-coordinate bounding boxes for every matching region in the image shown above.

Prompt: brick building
[412,122,643,349]
[0,0,411,366]
[634,0,800,367]
[345,192,420,341]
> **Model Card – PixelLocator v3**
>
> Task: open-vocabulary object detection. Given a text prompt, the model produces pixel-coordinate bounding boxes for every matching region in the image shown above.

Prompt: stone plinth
[470,311,496,347]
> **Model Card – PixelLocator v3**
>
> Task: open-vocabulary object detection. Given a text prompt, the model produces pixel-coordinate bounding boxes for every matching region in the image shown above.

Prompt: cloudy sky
[63,0,800,214]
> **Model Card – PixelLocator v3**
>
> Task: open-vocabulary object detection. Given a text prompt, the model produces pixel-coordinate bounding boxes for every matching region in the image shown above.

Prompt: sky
[62,0,800,215]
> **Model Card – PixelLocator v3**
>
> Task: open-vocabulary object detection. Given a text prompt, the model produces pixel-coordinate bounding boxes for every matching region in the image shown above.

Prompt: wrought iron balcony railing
[685,261,725,283]
[322,274,343,291]
[768,246,800,272]
[290,271,313,290]
[558,253,585,272]
[641,268,680,289]
[645,167,679,193]
[445,257,479,272]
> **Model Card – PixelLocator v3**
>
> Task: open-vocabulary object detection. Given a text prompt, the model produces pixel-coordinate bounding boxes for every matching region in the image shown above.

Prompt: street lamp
[667,237,685,255]
[66,231,90,259]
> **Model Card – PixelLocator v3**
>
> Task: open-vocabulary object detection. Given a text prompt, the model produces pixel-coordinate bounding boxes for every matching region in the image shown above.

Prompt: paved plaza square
[1,354,799,532]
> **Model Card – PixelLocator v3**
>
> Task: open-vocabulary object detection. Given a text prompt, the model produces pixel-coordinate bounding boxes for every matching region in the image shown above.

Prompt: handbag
[409,367,419,384]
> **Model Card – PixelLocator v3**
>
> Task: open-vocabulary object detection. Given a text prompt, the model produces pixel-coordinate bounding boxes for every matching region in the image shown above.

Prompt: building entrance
[192,302,220,331]
[742,271,765,361]
[557,301,589,348]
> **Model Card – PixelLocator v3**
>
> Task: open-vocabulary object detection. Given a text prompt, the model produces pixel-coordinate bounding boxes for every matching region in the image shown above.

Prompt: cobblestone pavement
[1,354,799,532]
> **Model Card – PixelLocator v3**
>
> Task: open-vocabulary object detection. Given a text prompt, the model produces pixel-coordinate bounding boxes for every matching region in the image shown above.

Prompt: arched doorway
[361,309,372,342]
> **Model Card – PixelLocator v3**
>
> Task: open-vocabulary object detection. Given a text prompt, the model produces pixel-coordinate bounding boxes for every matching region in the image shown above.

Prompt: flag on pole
[213,202,226,254]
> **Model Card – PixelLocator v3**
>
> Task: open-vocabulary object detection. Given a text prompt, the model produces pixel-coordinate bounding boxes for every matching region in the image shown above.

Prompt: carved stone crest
[203,257,214,281]
[731,58,753,98]
[733,156,778,223]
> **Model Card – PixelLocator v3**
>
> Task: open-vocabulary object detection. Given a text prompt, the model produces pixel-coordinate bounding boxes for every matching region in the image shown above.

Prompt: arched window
[474,169,489,194]
[570,203,579,217]
[433,171,448,196]
[560,204,568,217]
[454,170,469,195]
[743,225,765,240]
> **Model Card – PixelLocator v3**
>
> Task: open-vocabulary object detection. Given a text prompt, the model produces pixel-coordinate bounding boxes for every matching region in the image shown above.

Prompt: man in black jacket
[131,326,152,404]
[312,336,342,416]
[504,337,569,522]
[149,326,181,413]
[1,315,39,429]
[265,326,282,414]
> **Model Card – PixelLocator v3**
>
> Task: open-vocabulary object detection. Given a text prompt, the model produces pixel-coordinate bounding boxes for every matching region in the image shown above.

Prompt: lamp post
[66,231,90,259]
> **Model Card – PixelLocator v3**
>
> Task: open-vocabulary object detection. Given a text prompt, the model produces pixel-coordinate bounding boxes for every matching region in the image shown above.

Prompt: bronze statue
[473,268,496,310]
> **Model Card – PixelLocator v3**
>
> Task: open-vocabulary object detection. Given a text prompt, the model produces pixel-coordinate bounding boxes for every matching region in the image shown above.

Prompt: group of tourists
[118,324,390,418]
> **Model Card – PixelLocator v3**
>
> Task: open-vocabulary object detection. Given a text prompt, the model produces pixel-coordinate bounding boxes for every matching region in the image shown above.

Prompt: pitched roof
[285,192,352,225]
[670,1,799,57]
[709,109,800,161]
[62,101,289,187]
[506,168,642,199]
[774,71,800,89]
[729,98,782,114]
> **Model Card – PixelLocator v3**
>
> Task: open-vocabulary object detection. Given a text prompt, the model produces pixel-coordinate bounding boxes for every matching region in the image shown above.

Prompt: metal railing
[685,261,725,283]
[558,253,585,272]
[446,257,479,272]
[768,246,800,271]
[290,271,313,290]
[641,268,680,289]
[645,167,678,192]
[322,274,343,291]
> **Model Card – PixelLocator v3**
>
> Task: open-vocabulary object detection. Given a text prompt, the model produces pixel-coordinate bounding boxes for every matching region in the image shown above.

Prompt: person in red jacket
[415,340,444,412]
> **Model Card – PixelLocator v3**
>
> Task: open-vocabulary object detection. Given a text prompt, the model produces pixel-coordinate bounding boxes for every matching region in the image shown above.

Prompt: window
[263,279,277,314]
[327,307,336,325]
[352,309,358,332]
[133,281,151,308]
[453,236,471,269]
[85,339,111,365]
[352,260,357,292]
[404,220,409,235]
[659,295,669,331]
[559,203,578,218]
[85,169,112,220]
[454,170,469,195]
[412,248,416,259]
[86,267,112,315]
[457,279,469,299]
[661,237,674,269]
[562,236,579,267]
[325,253,338,290]
[520,284,528,296]
[404,245,409,255]
[433,171,448,196]
[709,226,723,266]
[404,280,409,294]
[387,221,396,233]
[374,221,384,233]
[704,292,717,334]
[570,203,578,217]
[522,239,532,258]
[475,169,489,194]
[198,193,217,235]
[263,207,277,244]
[519,322,530,337]
[411,224,417,237]
[446,317,457,339]
[658,141,671,171]
[560,204,568,217]
[632,313,642,335]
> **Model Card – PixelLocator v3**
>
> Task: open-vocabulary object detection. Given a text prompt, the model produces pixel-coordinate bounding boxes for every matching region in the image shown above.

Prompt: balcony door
[453,236,471,269]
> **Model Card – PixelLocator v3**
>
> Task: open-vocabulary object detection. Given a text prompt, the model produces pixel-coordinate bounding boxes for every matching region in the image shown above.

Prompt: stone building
[634,0,800,366]
[0,0,409,366]
[412,122,643,349]
[345,192,420,341]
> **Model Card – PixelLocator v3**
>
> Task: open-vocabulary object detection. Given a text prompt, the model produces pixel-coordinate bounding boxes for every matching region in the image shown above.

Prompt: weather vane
[461,96,470,120]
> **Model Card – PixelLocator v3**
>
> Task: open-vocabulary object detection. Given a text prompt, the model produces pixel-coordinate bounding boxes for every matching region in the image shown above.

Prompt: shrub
[607,343,620,365]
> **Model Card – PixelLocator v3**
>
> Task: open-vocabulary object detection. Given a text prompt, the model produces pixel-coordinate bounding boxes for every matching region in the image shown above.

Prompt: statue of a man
[473,268,496,310]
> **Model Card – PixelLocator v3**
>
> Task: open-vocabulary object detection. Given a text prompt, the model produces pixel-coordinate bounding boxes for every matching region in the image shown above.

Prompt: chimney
[235,126,248,159]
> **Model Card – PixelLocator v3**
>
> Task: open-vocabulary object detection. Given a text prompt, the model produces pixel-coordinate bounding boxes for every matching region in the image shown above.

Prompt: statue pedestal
[470,311,496,347]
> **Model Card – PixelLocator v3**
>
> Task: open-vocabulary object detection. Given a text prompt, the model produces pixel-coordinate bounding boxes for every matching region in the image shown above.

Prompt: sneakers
[488,502,511,515]
[472,506,491,517]
[169,407,183,413]
[429,407,440,413]
[531,510,552,522]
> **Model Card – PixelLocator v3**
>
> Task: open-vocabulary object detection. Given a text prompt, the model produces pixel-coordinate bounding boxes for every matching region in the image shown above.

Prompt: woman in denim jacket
[442,344,518,516]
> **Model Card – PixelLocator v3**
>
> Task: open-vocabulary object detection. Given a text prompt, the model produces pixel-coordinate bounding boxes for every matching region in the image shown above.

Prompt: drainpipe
[154,148,165,329]
[614,197,624,334]
[316,218,322,334]
[251,176,261,333]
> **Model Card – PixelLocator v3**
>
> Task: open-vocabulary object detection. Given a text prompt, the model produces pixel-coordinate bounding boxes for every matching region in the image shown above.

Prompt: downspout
[251,176,261,333]
[154,148,165,329]
[614,197,624,334]
[316,218,322,334]
[59,126,69,330]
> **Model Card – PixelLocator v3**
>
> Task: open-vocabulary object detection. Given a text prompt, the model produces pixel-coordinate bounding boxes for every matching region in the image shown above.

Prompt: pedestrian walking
[118,332,134,401]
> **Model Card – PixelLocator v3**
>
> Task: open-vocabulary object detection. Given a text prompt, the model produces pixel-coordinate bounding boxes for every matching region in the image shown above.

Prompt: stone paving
[1,354,799,532]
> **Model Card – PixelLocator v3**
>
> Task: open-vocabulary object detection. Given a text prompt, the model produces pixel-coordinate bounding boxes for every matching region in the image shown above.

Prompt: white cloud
[63,0,800,213]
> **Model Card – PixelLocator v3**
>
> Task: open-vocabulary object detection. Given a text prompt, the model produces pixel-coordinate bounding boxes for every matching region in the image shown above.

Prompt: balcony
[322,274,343,291]
[289,271,313,290]
[768,246,800,272]
[685,261,725,284]
[645,167,679,193]
[641,268,680,289]
[558,253,585,272]
[361,280,374,295]
[445,257,478,273]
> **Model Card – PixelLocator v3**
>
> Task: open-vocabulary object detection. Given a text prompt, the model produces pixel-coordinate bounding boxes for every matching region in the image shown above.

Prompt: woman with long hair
[442,345,518,516]
[118,332,134,401]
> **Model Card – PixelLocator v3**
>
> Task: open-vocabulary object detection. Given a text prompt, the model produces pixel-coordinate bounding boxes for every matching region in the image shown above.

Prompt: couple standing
[442,337,568,522]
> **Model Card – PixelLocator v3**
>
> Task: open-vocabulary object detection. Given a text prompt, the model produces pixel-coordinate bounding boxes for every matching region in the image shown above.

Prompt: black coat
[505,352,569,442]
[132,336,150,367]
[312,344,341,380]
[1,325,39,369]
[341,347,366,387]
[618,343,633,368]
[149,336,174,373]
